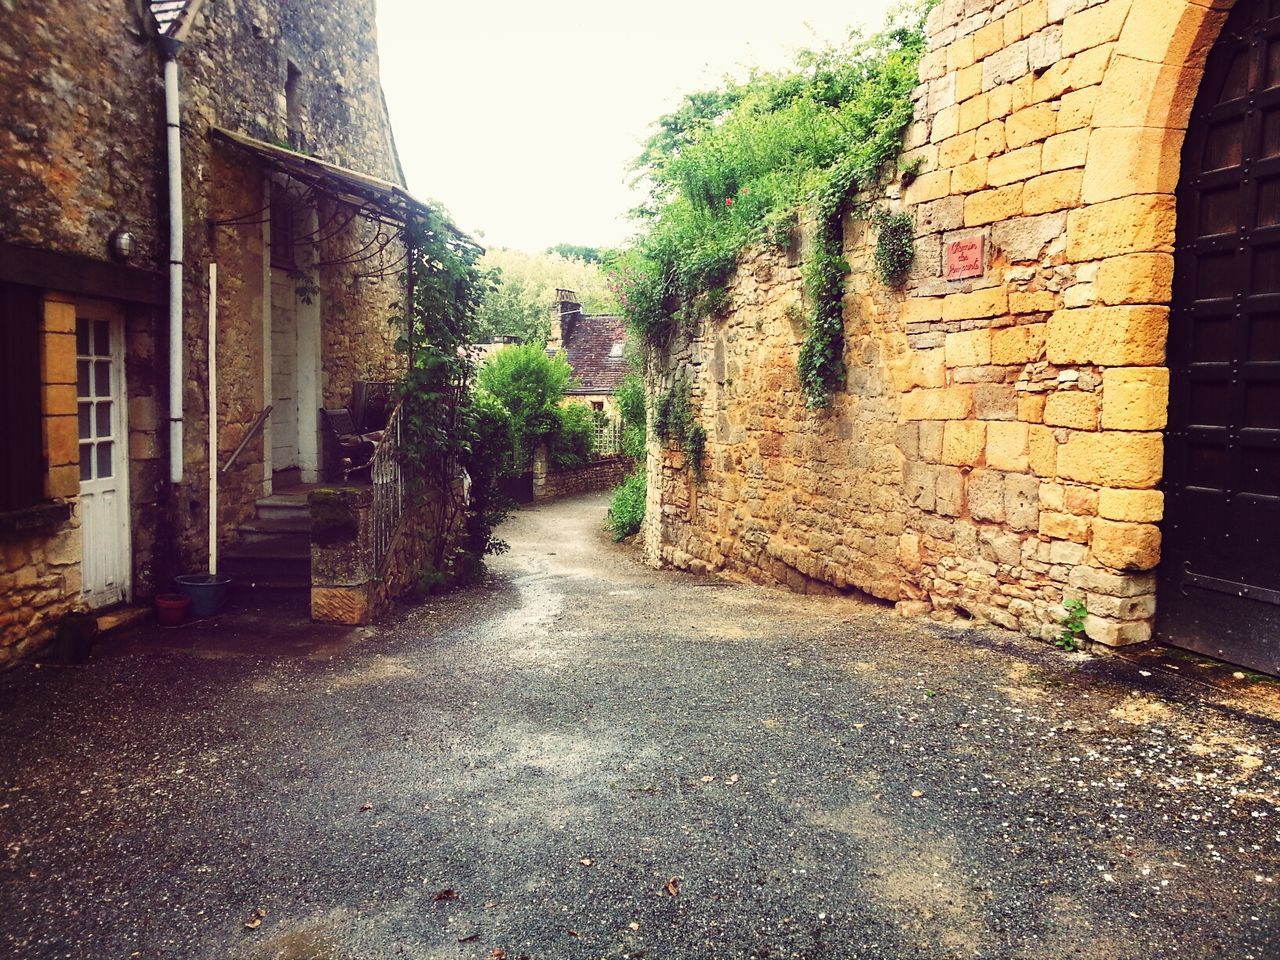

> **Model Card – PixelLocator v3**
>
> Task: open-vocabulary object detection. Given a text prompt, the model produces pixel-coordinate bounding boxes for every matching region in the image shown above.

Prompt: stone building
[547,289,629,416]
[0,0,438,660]
[648,0,1280,675]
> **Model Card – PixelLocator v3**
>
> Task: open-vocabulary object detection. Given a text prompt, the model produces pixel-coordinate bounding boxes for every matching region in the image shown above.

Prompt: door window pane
[95,401,111,439]
[77,360,90,398]
[94,360,110,397]
[75,320,90,356]
[96,441,113,479]
[93,320,110,356]
[80,445,93,482]
[78,402,92,440]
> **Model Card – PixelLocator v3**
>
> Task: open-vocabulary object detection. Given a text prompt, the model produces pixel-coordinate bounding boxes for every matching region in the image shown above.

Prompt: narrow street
[1,492,1278,959]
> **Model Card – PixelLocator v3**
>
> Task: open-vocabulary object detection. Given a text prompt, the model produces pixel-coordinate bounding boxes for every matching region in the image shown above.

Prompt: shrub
[476,342,574,460]
[607,468,647,541]
[615,372,647,459]
[548,403,594,469]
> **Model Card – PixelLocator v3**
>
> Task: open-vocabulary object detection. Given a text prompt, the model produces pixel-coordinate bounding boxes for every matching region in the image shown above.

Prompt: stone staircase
[221,488,312,596]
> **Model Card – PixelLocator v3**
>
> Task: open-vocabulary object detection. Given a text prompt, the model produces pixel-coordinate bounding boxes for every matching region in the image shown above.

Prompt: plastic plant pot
[173,574,231,618]
[154,593,191,627]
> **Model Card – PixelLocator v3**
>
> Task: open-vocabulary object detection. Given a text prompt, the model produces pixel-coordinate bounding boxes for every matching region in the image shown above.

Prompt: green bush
[607,468,647,541]
[476,342,574,460]
[615,373,648,459]
[548,403,594,469]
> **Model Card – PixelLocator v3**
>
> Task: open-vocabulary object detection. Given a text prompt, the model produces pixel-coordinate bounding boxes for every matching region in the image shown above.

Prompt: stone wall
[535,454,634,502]
[648,0,1226,648]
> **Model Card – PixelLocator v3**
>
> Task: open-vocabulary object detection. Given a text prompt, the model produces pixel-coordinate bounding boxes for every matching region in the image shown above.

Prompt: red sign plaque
[945,236,985,280]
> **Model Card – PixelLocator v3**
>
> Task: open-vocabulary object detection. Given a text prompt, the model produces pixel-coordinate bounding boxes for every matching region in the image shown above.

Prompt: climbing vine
[393,209,511,588]
[873,209,916,288]
[652,379,706,479]
[614,2,929,408]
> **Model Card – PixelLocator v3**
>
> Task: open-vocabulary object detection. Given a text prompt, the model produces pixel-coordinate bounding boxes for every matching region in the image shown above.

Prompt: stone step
[254,495,311,523]
[238,515,311,542]
[95,604,149,636]
[222,533,310,591]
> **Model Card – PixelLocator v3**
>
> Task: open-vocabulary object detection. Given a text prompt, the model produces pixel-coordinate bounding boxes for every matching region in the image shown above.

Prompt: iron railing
[370,401,404,572]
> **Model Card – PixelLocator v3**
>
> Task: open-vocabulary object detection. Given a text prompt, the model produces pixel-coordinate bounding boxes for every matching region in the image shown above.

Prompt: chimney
[548,288,580,353]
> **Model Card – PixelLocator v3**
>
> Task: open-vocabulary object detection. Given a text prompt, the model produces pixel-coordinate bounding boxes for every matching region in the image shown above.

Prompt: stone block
[42,297,76,334]
[983,39,1029,90]
[1023,169,1082,215]
[1027,425,1058,477]
[1092,519,1161,571]
[986,421,1029,471]
[945,326,994,364]
[42,332,76,386]
[1040,511,1089,542]
[1049,539,1088,566]
[43,414,78,468]
[958,93,989,134]
[1064,485,1098,516]
[904,170,953,205]
[1101,367,1168,430]
[968,470,1006,522]
[917,195,966,234]
[910,348,948,389]
[940,131,980,170]
[1096,253,1173,305]
[1061,0,1128,57]
[311,586,370,625]
[992,323,1047,364]
[956,62,984,103]
[1082,126,1181,204]
[1004,473,1040,531]
[898,532,923,573]
[973,383,1017,420]
[1027,23,1063,72]
[902,386,974,421]
[904,298,944,325]
[1043,390,1099,429]
[1117,0,1225,67]
[1069,566,1156,597]
[991,212,1067,262]
[1085,592,1157,620]
[942,421,987,466]
[936,466,966,517]
[920,421,944,461]
[1005,104,1057,149]
[42,383,76,419]
[973,19,1005,59]
[1009,291,1055,314]
[965,184,1024,226]
[988,144,1042,186]
[904,460,937,511]
[1056,430,1163,488]
[1056,86,1100,132]
[1084,614,1153,647]
[1042,128,1089,172]
[1097,487,1164,522]
[1045,306,1168,366]
[952,158,990,194]
[1066,194,1176,260]
[1018,393,1047,422]
[975,120,1007,158]
[46,464,79,500]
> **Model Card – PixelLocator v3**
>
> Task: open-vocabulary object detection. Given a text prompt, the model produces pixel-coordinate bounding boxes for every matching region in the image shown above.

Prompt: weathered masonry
[0,0,440,659]
[647,0,1280,675]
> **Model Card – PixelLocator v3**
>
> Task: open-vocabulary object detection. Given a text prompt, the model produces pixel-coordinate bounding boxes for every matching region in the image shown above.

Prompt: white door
[77,303,131,609]
[270,273,299,473]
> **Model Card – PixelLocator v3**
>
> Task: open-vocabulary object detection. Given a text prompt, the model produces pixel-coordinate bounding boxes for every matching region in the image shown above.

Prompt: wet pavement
[1,491,1278,959]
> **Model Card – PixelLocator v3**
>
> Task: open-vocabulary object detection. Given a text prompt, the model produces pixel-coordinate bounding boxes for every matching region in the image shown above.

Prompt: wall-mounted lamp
[108,227,137,262]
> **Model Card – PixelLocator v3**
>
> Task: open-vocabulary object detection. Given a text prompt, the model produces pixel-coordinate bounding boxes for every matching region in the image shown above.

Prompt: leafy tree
[475,248,620,344]
[545,243,610,264]
[547,403,595,469]
[475,342,575,461]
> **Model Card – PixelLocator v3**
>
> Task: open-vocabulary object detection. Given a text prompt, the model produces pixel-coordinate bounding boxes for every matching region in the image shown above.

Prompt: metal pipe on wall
[208,262,218,576]
[164,51,185,484]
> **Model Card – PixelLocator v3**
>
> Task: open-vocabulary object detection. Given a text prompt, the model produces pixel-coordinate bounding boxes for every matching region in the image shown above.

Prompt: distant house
[546,289,628,417]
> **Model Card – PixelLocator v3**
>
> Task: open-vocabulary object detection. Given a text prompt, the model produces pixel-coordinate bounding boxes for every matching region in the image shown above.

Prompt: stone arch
[1077,1,1233,235]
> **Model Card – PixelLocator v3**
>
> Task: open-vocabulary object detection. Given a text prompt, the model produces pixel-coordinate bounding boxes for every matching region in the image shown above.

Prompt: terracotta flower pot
[154,593,191,627]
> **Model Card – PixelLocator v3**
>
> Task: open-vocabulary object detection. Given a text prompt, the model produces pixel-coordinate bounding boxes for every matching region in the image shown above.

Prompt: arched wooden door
[1159,0,1280,675]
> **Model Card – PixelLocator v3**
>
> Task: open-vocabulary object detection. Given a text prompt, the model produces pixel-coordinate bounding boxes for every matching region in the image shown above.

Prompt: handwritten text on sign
[945,236,984,280]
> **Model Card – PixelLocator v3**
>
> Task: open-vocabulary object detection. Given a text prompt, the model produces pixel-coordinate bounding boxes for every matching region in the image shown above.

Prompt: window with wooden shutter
[0,283,46,512]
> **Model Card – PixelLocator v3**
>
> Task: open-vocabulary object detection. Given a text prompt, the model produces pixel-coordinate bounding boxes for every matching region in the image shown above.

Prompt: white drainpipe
[163,48,185,484]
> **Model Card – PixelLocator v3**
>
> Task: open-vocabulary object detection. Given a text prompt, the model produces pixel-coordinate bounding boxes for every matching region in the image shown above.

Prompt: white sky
[376,0,898,253]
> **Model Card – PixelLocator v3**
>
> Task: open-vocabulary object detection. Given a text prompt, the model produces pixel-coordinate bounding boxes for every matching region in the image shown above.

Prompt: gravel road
[1,491,1277,959]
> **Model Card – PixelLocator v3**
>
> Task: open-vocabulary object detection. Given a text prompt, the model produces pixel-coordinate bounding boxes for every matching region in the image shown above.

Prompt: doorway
[76,301,131,609]
[1158,0,1280,675]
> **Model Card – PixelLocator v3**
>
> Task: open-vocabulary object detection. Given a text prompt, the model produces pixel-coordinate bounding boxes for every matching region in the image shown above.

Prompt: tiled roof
[149,1,193,36]
[562,314,628,395]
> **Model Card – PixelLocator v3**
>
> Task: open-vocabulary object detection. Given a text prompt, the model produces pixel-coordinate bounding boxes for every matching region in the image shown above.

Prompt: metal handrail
[221,405,273,474]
